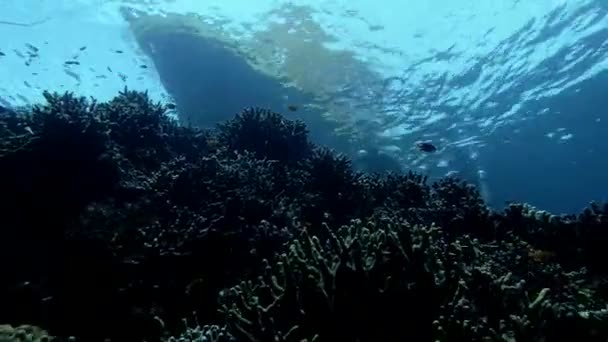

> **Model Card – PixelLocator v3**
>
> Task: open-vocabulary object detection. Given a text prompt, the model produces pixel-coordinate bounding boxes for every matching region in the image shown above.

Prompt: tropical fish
[416,141,437,153]
[25,43,39,52]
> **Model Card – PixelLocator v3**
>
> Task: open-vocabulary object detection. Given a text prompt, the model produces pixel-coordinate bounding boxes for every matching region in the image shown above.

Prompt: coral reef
[217,107,312,163]
[218,216,607,342]
[0,90,607,342]
[0,325,51,342]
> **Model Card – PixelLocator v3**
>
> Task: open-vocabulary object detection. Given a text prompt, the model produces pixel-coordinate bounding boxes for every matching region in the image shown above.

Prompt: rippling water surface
[1,0,607,212]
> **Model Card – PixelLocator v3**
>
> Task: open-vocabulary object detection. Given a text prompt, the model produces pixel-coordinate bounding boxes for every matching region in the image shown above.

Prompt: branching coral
[0,325,52,342]
[217,107,312,163]
[296,147,369,228]
[0,92,119,319]
[1,90,607,342]
[96,88,209,169]
[219,217,607,342]
[218,218,446,342]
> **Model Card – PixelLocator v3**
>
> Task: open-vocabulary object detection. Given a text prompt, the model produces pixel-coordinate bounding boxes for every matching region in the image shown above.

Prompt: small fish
[139,64,148,69]
[166,103,177,110]
[0,51,5,56]
[287,104,298,111]
[79,46,87,51]
[114,49,123,54]
[415,141,437,153]
[107,66,113,72]
[63,68,81,82]
[64,60,80,65]
[23,81,31,88]
[25,43,39,52]
[13,49,25,58]
[118,72,127,82]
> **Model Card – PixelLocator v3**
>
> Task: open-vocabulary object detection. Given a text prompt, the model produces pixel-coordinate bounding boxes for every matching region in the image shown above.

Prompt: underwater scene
[0,0,607,341]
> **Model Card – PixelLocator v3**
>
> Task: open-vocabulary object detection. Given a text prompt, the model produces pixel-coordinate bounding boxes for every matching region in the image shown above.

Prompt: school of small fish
[0,42,154,106]
[1,42,432,155]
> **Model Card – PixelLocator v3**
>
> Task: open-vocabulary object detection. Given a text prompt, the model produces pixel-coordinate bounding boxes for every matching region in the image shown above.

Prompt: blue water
[1,0,607,214]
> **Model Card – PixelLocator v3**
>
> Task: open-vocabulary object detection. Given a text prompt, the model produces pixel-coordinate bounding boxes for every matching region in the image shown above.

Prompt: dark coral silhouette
[0,90,606,342]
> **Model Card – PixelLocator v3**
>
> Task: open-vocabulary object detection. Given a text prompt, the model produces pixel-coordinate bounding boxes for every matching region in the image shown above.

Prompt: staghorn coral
[371,171,430,209]
[295,147,369,229]
[428,176,492,239]
[430,233,607,342]
[494,201,608,275]
[218,217,447,342]
[166,319,235,342]
[0,325,52,342]
[96,88,210,170]
[1,90,608,342]
[0,91,120,332]
[218,216,608,342]
[217,107,312,163]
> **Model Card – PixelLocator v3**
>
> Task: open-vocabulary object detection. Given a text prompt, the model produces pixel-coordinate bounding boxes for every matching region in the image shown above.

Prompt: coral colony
[0,89,607,342]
